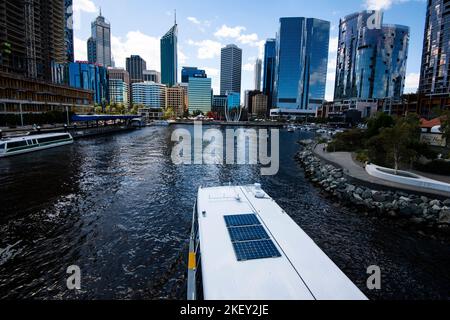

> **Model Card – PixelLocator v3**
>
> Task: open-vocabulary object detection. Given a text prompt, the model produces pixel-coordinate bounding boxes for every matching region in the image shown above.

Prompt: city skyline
[72,0,427,101]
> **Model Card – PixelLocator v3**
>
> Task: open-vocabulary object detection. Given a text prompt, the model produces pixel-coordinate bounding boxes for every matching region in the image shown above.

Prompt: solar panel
[233,240,282,262]
[228,226,270,243]
[224,214,260,227]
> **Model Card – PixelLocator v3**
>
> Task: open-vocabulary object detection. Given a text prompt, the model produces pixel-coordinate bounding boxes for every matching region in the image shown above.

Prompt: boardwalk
[314,144,450,199]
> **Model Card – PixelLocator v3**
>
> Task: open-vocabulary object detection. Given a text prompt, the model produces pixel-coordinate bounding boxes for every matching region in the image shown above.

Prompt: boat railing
[187,199,198,300]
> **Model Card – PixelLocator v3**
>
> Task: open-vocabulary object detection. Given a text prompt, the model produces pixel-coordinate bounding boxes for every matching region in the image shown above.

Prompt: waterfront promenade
[314,144,450,199]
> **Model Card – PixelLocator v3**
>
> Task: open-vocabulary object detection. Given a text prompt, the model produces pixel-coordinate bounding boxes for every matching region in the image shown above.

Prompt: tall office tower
[126,55,147,83]
[143,70,161,83]
[108,68,130,106]
[68,62,109,105]
[161,20,178,87]
[273,17,330,114]
[181,67,207,83]
[263,39,276,111]
[0,0,67,80]
[334,11,409,101]
[188,77,212,114]
[252,93,268,117]
[65,0,74,62]
[419,0,450,95]
[254,59,262,91]
[87,11,112,67]
[220,44,242,96]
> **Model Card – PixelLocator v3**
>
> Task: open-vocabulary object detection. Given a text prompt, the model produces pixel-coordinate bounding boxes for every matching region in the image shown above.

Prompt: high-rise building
[227,92,241,110]
[252,94,268,117]
[161,21,178,87]
[68,61,109,105]
[334,11,409,101]
[245,90,262,115]
[220,44,242,96]
[263,39,276,111]
[419,0,450,95]
[132,82,167,109]
[188,77,212,114]
[212,95,228,119]
[273,17,330,114]
[0,0,67,81]
[108,68,130,107]
[65,0,74,62]
[181,67,207,83]
[254,59,262,91]
[143,70,161,83]
[87,11,112,67]
[126,55,147,83]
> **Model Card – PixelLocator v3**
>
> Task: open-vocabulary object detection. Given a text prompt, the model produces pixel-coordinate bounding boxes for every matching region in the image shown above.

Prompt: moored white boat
[187,184,368,300]
[0,132,73,158]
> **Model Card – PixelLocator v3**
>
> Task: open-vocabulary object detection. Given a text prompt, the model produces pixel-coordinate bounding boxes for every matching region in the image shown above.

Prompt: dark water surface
[0,126,449,300]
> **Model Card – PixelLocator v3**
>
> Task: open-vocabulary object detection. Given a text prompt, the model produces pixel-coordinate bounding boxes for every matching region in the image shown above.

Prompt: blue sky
[73,0,427,100]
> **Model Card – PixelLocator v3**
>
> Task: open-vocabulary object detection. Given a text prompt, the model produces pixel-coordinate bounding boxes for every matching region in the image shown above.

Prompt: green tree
[375,114,421,174]
[366,112,395,138]
[163,107,175,120]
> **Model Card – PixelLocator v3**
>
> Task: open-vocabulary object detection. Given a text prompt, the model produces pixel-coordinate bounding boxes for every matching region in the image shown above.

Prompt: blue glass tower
[161,22,178,87]
[181,67,206,83]
[335,11,410,100]
[68,62,109,105]
[263,39,276,111]
[273,17,330,113]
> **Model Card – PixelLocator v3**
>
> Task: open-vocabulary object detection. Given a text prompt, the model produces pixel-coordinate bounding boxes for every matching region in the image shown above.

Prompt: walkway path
[314,144,450,199]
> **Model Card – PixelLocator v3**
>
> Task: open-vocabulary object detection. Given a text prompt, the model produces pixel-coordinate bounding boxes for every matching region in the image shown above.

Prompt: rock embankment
[296,148,450,231]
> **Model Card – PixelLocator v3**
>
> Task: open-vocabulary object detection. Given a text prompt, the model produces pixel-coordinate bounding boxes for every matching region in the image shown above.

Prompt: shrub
[414,160,450,175]
[327,129,365,152]
[356,150,369,164]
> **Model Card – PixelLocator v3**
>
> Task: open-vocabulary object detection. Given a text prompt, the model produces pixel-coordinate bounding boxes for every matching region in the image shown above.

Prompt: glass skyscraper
[419,0,450,95]
[334,11,410,101]
[263,39,276,111]
[273,18,330,113]
[68,62,109,105]
[87,12,112,67]
[65,0,74,63]
[254,59,262,91]
[161,23,178,87]
[188,77,212,114]
[182,67,207,83]
[220,44,243,96]
[126,55,147,83]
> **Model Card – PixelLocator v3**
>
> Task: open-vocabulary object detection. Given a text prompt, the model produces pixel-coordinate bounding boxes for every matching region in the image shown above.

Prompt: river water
[0,125,449,300]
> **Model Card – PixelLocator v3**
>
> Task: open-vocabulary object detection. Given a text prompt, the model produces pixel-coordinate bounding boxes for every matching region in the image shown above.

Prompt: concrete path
[314,144,450,199]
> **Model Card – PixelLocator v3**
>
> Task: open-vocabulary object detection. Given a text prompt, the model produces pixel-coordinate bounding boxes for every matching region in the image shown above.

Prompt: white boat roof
[197,185,368,301]
[1,132,71,142]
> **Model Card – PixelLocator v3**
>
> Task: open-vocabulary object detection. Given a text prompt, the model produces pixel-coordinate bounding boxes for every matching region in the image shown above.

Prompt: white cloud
[74,36,87,61]
[329,37,339,54]
[364,0,424,11]
[73,0,97,13]
[404,72,420,93]
[214,24,263,51]
[202,67,220,94]
[188,39,222,60]
[112,31,160,71]
[178,49,188,66]
[243,63,254,72]
[214,25,246,39]
[187,17,201,25]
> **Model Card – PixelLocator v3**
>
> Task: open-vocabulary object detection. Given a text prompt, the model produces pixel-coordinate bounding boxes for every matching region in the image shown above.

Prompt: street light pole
[19,103,24,127]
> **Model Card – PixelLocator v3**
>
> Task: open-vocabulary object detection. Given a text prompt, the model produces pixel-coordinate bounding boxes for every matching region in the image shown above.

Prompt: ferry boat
[0,132,73,158]
[187,184,368,300]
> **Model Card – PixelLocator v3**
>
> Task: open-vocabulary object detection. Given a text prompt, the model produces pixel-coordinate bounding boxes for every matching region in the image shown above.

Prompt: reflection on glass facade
[65,0,74,62]
[273,18,330,113]
[68,62,109,105]
[419,0,450,95]
[188,77,212,114]
[181,67,207,83]
[161,24,178,87]
[263,39,276,110]
[334,11,409,101]
[87,14,112,67]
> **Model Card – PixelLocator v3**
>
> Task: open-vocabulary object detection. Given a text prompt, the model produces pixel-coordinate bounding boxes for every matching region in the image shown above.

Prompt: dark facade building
[419,0,450,97]
[244,90,262,115]
[273,17,330,114]
[161,23,178,87]
[0,0,67,81]
[334,11,410,101]
[65,0,74,62]
[126,55,147,83]
[263,39,276,112]
[220,44,242,96]
[181,67,207,83]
